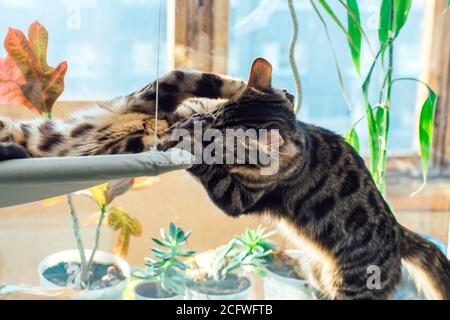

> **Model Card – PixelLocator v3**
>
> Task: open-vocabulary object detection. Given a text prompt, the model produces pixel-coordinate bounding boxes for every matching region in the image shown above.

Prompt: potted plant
[228,226,315,300]
[187,227,275,300]
[38,178,150,300]
[131,223,196,300]
[263,250,316,300]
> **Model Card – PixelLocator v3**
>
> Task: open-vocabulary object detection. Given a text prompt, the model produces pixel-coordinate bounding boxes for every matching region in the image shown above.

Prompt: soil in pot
[134,282,177,299]
[188,274,251,295]
[43,262,126,290]
[265,252,305,280]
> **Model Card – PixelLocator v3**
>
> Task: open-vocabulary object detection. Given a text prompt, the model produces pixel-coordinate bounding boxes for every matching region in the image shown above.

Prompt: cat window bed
[0,149,193,208]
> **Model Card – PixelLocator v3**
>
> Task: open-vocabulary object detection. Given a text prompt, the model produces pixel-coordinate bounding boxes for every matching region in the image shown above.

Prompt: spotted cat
[0,70,245,160]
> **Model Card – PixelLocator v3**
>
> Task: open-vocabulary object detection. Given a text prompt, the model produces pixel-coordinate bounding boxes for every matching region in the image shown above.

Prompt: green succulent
[132,223,195,295]
[210,226,277,280]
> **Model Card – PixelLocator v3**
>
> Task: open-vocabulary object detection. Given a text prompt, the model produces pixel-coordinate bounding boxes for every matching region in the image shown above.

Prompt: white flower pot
[134,281,183,300]
[38,250,129,300]
[186,277,252,300]
[187,286,252,300]
[263,250,315,300]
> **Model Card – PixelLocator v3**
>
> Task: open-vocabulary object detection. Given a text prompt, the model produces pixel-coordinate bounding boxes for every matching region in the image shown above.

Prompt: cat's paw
[0,143,30,161]
[177,113,215,130]
[282,89,295,104]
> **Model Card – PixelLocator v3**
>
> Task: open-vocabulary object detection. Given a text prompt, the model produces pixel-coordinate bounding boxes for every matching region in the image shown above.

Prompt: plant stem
[288,0,303,114]
[67,194,89,288]
[377,4,395,195]
[86,205,108,275]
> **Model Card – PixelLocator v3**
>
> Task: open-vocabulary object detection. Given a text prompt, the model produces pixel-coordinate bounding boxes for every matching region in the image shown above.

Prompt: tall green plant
[312,0,437,196]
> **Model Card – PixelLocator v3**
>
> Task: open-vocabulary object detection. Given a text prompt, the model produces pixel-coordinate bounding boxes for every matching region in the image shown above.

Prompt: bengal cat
[0,70,245,159]
[175,58,450,300]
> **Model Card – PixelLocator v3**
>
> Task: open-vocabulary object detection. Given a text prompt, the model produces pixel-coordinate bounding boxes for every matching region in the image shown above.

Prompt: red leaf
[1,22,67,114]
[4,27,40,81]
[28,21,49,71]
[0,56,36,111]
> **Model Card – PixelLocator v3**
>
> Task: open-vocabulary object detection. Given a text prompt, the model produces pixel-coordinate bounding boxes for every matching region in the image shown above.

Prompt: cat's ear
[247,58,272,92]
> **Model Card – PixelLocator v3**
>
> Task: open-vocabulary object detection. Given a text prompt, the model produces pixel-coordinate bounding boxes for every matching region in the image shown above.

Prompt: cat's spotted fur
[0,70,244,159]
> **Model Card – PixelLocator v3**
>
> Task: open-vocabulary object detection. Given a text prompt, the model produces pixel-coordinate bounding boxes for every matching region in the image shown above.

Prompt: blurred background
[0,0,449,286]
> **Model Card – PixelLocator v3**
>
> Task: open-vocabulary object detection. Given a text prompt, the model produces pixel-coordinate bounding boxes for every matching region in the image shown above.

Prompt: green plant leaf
[418,89,438,183]
[316,0,360,69]
[345,127,361,154]
[145,223,194,292]
[160,228,168,241]
[130,268,151,280]
[393,0,412,37]
[346,0,362,74]
[379,0,392,47]
[362,45,386,181]
[390,78,438,191]
[151,248,167,256]
[152,238,169,248]
[318,0,349,39]
[175,249,196,257]
[169,223,178,240]
[379,0,411,58]
[310,0,353,112]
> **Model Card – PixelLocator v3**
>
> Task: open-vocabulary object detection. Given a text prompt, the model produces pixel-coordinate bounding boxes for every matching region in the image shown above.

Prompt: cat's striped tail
[401,227,450,300]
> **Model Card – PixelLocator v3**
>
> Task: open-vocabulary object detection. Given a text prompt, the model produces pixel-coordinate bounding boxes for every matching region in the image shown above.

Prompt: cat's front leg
[188,164,265,217]
[122,70,245,116]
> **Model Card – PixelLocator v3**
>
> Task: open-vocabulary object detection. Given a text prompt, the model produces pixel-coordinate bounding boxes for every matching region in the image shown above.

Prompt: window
[0,0,449,300]
[228,0,426,154]
[0,0,168,100]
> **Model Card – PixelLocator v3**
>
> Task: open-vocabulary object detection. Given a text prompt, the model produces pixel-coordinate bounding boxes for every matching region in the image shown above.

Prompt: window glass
[229,0,426,153]
[0,0,167,100]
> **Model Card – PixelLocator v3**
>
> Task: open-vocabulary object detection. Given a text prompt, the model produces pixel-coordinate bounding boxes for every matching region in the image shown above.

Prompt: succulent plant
[208,226,277,280]
[132,223,196,296]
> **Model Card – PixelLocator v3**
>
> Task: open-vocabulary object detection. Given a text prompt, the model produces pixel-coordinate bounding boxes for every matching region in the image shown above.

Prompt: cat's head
[208,58,301,178]
[218,58,295,114]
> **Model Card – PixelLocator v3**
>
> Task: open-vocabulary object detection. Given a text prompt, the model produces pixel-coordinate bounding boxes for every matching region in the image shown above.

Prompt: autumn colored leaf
[108,208,143,258]
[104,177,162,204]
[105,179,134,204]
[1,21,68,114]
[89,184,109,207]
[79,176,161,209]
[0,56,35,110]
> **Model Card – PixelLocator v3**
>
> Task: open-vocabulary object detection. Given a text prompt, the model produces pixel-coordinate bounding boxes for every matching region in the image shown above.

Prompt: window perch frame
[0,149,193,209]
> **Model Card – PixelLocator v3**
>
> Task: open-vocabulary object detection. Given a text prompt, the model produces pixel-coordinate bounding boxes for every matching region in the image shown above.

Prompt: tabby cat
[177,58,450,300]
[0,70,244,160]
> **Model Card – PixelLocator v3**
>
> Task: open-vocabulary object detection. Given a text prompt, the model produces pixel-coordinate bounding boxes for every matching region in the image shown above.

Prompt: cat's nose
[283,90,295,103]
